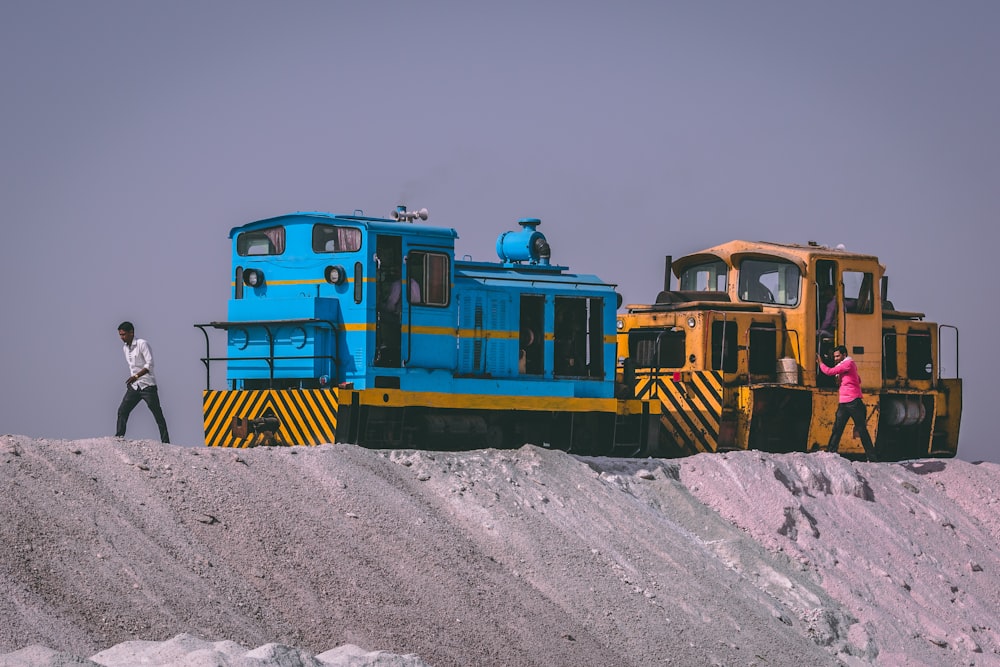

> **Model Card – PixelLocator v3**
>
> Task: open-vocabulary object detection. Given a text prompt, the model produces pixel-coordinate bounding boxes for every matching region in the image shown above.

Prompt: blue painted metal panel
[225,298,340,381]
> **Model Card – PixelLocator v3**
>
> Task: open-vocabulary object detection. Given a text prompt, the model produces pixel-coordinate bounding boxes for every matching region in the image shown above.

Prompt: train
[195,207,961,461]
[616,241,961,461]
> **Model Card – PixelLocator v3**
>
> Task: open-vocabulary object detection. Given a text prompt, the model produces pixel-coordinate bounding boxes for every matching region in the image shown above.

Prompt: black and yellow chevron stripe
[635,371,723,453]
[202,389,339,447]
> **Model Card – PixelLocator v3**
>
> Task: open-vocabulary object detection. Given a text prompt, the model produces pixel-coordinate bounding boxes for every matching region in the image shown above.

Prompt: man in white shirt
[115,321,170,443]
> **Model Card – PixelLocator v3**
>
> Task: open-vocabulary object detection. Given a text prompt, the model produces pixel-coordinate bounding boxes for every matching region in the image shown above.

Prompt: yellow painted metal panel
[808,392,879,456]
[202,389,339,447]
[634,371,723,453]
[352,388,616,413]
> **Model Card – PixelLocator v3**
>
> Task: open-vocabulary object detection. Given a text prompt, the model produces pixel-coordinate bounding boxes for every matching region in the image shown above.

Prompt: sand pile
[0,434,997,666]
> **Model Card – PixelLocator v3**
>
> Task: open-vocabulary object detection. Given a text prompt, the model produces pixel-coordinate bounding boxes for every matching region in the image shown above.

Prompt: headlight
[325,265,346,285]
[687,316,697,328]
[243,269,264,287]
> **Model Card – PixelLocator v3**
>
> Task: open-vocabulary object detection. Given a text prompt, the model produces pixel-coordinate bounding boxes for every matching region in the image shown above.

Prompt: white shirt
[124,338,158,389]
[384,279,422,314]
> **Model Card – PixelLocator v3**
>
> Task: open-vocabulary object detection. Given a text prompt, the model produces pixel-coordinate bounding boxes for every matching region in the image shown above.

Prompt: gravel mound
[1,434,997,666]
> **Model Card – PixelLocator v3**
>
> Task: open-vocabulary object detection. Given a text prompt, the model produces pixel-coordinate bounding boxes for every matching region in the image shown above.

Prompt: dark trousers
[827,397,876,461]
[116,385,170,443]
[377,312,402,367]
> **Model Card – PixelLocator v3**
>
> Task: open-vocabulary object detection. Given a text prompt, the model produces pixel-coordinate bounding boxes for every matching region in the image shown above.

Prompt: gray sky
[2,1,996,462]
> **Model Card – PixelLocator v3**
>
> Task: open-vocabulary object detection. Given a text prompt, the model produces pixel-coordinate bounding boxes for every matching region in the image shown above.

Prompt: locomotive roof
[455,260,616,289]
[672,239,883,276]
[228,211,458,242]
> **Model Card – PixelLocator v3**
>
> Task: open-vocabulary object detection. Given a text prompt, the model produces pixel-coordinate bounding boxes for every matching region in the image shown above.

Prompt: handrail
[718,311,730,371]
[193,318,339,390]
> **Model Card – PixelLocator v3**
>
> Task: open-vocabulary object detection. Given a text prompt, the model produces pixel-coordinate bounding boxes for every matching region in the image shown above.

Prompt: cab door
[402,247,456,370]
[838,260,883,389]
[374,234,404,367]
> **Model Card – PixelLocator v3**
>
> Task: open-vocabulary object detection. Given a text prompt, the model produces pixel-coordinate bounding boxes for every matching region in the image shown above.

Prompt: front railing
[193,318,339,390]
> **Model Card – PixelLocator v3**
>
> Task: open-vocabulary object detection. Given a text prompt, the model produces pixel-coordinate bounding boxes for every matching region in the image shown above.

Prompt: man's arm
[128,340,154,384]
[818,357,851,376]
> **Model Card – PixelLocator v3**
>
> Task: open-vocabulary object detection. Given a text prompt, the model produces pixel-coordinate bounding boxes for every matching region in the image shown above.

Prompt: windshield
[237,226,285,256]
[678,259,728,292]
[738,258,800,305]
[313,225,362,253]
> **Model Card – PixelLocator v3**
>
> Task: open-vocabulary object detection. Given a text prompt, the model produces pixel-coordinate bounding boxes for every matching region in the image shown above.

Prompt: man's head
[832,345,848,362]
[118,321,135,345]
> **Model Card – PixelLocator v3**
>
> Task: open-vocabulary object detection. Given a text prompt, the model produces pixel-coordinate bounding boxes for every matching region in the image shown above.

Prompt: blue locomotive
[195,206,622,452]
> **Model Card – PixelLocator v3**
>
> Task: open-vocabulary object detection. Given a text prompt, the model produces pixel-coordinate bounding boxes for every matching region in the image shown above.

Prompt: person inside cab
[818,285,837,339]
[377,266,421,366]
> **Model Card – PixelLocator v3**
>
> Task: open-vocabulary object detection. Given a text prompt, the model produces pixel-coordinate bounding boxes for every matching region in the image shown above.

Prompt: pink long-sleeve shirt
[819,356,863,403]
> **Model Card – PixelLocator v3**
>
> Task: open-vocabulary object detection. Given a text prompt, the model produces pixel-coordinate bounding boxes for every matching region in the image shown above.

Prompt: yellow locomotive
[614,240,961,461]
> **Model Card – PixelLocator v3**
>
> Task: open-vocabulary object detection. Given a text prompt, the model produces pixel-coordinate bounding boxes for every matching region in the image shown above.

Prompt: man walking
[116,321,170,443]
[817,345,877,461]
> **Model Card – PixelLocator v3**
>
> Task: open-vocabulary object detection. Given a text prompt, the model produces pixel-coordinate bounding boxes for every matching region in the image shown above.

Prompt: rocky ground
[0,434,997,666]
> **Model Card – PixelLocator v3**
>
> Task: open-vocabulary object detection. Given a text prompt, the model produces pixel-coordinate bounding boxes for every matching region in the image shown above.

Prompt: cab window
[739,259,800,306]
[313,225,362,253]
[237,227,285,256]
[843,271,875,314]
[679,260,728,292]
[407,251,450,307]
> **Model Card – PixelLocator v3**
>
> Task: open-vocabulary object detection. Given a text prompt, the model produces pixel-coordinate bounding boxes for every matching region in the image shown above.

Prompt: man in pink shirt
[816,345,878,461]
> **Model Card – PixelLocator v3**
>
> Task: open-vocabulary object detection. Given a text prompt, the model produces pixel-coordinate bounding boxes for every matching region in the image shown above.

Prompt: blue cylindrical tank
[496,218,551,265]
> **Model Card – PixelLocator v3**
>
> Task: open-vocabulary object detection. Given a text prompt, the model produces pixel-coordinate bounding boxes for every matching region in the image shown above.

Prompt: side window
[843,271,875,314]
[407,251,450,307]
[907,330,933,380]
[883,329,899,379]
[738,259,800,306]
[237,227,285,256]
[313,225,362,253]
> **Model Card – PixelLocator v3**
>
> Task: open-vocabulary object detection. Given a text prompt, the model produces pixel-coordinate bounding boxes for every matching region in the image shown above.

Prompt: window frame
[312,224,362,254]
[738,258,801,306]
[236,226,286,257]
[406,250,450,308]
[679,259,728,292]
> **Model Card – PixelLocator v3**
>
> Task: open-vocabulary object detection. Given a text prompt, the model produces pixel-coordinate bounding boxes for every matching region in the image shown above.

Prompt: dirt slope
[0,434,997,666]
